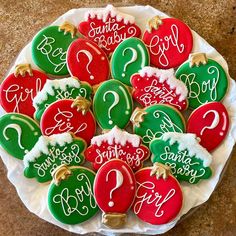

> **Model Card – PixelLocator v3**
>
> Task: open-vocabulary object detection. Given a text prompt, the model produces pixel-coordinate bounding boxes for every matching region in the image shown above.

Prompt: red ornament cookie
[78,5,141,55]
[94,159,136,228]
[0,64,47,118]
[85,126,149,171]
[131,66,188,111]
[187,102,229,151]
[132,164,183,225]
[40,98,96,144]
[143,16,193,69]
[67,38,110,86]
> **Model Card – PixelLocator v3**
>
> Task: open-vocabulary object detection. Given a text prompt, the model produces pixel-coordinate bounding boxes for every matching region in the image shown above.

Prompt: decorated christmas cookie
[32,22,78,76]
[132,164,183,225]
[111,37,149,86]
[78,5,141,55]
[0,113,41,160]
[150,132,212,184]
[67,38,110,86]
[33,77,92,121]
[131,104,185,146]
[24,133,86,183]
[0,64,48,118]
[175,53,228,109]
[187,102,229,151]
[143,16,193,69]
[131,66,188,111]
[94,159,136,228]
[85,126,149,171]
[48,165,98,224]
[93,80,133,129]
[40,98,96,144]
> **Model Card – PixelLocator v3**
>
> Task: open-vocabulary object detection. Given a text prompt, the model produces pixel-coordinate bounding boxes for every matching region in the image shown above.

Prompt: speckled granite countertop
[0,0,235,235]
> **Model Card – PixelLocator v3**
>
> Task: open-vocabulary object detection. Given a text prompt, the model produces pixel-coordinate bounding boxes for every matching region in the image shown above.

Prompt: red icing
[131,73,188,111]
[40,99,96,144]
[85,140,149,171]
[94,159,136,213]
[78,14,141,55]
[187,102,229,152]
[67,38,110,86]
[132,168,183,225]
[143,18,193,69]
[0,70,47,118]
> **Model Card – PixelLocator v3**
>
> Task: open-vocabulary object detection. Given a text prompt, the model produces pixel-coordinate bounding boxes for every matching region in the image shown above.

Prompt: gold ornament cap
[189,53,208,67]
[71,96,91,115]
[14,64,33,77]
[102,213,127,229]
[150,162,171,180]
[146,16,163,33]
[59,21,77,38]
[130,107,147,128]
[52,164,72,186]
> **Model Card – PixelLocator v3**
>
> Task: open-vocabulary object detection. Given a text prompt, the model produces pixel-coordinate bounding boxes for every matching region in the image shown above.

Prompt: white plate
[1,5,236,235]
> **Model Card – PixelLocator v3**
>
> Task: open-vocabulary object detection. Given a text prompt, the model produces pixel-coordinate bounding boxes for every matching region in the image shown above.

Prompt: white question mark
[106,169,124,207]
[77,50,94,80]
[121,47,137,77]
[200,110,220,135]
[103,91,120,125]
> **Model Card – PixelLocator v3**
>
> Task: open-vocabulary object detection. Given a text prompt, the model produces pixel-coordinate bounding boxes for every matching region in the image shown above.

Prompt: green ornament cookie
[32,23,78,76]
[48,165,99,225]
[111,37,149,86]
[93,80,133,129]
[131,105,185,147]
[0,113,41,160]
[33,77,92,121]
[150,132,212,184]
[23,133,86,183]
[175,53,228,109]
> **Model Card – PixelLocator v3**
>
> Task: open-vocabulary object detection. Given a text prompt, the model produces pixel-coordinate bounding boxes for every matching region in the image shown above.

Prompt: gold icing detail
[71,96,91,115]
[130,107,147,128]
[52,164,71,186]
[59,21,77,38]
[150,162,171,180]
[147,16,163,33]
[189,53,208,67]
[14,64,33,77]
[102,213,126,228]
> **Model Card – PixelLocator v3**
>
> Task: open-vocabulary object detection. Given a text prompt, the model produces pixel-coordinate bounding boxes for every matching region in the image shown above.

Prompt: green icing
[0,113,41,160]
[111,37,149,86]
[24,138,85,183]
[133,105,185,147]
[32,26,77,76]
[150,139,212,184]
[175,59,228,109]
[48,167,99,224]
[93,80,133,129]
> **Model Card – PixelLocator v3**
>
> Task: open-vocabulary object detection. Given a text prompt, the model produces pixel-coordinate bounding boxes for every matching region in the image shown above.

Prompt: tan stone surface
[0,0,235,235]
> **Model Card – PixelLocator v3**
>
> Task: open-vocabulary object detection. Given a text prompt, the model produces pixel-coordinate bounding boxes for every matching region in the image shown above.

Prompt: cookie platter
[0,5,236,235]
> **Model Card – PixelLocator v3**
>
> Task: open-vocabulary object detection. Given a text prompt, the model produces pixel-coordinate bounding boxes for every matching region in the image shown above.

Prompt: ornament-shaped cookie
[175,53,228,109]
[24,133,86,183]
[131,66,188,111]
[78,5,141,55]
[85,126,149,171]
[48,165,99,224]
[150,132,212,184]
[0,113,41,160]
[33,77,92,121]
[0,64,47,118]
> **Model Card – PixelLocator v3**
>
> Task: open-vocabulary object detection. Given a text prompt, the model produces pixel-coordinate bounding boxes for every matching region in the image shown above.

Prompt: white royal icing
[161,132,212,167]
[91,126,141,147]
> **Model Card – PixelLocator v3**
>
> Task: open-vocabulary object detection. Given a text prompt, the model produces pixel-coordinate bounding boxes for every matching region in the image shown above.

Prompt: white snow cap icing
[139,66,188,102]
[23,133,73,167]
[33,77,81,109]
[85,5,135,24]
[162,132,212,167]
[91,126,140,147]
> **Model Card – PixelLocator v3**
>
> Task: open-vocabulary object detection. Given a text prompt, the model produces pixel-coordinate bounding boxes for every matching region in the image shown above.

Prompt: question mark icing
[200,110,219,135]
[122,47,137,77]
[77,50,94,80]
[103,91,120,125]
[106,169,124,207]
